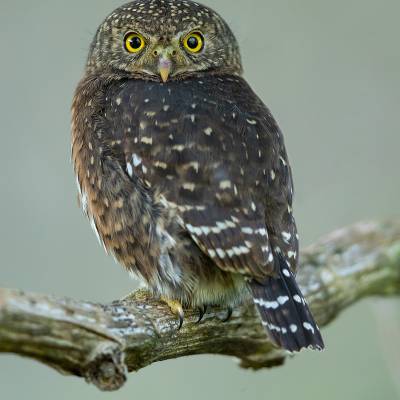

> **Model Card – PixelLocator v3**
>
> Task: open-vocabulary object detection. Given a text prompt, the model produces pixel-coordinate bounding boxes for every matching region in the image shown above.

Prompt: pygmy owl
[71,0,324,352]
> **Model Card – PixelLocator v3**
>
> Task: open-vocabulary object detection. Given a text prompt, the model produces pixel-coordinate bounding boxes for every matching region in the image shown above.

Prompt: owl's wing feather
[181,204,272,278]
[101,76,296,280]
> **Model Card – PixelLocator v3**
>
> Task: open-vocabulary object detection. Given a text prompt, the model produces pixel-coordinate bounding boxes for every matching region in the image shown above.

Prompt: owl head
[87,0,243,82]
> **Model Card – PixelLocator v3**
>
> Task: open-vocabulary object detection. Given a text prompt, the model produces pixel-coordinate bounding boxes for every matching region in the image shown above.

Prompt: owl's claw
[222,307,233,322]
[161,297,184,330]
[177,311,184,330]
[197,305,208,323]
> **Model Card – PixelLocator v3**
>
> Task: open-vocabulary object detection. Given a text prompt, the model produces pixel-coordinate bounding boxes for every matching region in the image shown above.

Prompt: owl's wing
[101,77,297,281]
[178,200,274,279]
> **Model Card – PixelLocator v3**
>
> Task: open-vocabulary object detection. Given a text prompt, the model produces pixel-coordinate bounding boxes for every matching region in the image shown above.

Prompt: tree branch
[0,220,399,391]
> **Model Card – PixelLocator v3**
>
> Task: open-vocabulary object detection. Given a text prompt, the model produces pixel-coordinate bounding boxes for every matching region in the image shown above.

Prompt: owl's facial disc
[87,1,243,80]
[124,30,207,82]
[155,32,204,82]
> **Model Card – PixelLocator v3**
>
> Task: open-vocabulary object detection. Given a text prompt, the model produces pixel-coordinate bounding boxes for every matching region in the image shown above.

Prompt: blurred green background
[0,0,399,399]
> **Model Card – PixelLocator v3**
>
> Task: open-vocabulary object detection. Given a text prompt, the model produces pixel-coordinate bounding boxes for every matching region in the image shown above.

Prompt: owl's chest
[103,77,273,203]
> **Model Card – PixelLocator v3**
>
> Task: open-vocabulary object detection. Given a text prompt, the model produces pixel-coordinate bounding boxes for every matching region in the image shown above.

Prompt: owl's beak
[158,58,172,83]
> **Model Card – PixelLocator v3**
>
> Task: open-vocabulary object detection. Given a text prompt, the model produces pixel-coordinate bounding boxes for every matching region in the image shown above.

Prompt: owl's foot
[196,305,232,323]
[221,306,233,322]
[161,297,184,330]
[197,305,208,323]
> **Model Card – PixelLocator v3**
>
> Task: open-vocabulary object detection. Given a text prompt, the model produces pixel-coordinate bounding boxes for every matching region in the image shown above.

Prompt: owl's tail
[248,257,324,352]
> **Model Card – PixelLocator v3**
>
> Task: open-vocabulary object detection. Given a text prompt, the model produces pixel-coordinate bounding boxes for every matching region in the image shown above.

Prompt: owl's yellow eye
[124,32,145,53]
[183,32,204,53]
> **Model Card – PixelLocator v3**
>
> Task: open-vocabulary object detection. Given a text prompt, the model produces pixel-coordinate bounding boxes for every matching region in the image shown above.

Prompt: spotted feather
[102,76,282,278]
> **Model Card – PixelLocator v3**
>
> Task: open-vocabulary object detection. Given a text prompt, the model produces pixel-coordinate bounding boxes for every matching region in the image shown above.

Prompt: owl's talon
[222,307,233,322]
[161,297,184,330]
[177,311,184,330]
[197,305,208,323]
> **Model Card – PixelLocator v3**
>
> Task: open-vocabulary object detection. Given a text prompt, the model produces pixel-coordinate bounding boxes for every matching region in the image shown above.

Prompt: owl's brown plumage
[72,0,324,351]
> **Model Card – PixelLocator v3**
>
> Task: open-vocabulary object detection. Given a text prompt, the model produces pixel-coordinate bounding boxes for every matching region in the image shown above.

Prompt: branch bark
[0,220,399,391]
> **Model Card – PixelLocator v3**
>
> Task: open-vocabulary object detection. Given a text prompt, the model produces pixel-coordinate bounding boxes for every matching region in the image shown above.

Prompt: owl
[71,0,324,352]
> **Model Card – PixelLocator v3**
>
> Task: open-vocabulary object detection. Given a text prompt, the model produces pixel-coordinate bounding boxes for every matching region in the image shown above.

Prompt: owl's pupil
[130,37,142,49]
[187,36,198,49]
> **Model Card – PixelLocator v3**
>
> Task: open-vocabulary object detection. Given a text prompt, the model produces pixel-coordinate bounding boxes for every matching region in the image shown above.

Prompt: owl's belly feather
[143,260,250,308]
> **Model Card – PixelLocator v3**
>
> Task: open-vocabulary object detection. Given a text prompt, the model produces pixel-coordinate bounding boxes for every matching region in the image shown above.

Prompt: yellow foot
[161,297,184,330]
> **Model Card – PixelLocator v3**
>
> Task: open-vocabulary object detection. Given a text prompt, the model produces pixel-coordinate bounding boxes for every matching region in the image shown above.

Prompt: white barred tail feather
[249,257,324,352]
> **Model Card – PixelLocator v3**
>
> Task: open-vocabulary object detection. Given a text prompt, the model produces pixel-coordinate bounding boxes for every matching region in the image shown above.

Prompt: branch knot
[84,342,127,391]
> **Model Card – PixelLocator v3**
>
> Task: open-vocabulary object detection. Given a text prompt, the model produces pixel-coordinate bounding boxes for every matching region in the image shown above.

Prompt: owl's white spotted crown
[107,0,216,32]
